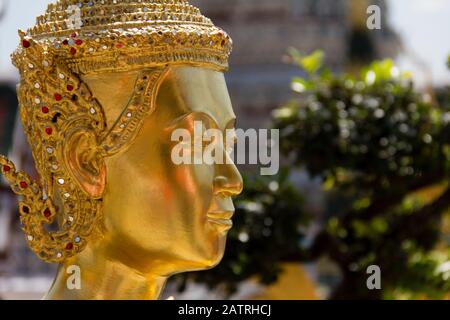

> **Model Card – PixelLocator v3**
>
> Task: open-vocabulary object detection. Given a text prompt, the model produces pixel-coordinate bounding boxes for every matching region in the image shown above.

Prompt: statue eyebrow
[167,112,235,133]
[168,112,216,128]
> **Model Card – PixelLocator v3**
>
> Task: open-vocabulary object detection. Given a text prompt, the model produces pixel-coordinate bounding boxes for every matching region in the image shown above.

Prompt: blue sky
[0,0,49,81]
[0,0,449,87]
[387,0,450,87]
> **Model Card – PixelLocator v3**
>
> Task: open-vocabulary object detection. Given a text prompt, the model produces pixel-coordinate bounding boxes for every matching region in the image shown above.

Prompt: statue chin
[4,0,242,300]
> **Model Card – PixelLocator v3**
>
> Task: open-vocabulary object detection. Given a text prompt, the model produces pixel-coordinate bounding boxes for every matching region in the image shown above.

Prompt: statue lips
[207,195,236,230]
[207,207,235,230]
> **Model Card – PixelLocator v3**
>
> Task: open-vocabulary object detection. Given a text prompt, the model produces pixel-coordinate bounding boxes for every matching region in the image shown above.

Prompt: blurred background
[0,0,449,300]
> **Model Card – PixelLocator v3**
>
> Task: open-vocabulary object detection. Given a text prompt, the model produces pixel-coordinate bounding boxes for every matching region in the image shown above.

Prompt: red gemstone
[67,84,74,91]
[20,181,28,188]
[75,39,83,46]
[3,165,11,173]
[116,42,123,49]
[41,106,49,114]
[71,32,77,38]
[22,206,30,214]
[43,208,51,219]
[65,243,74,250]
[45,127,53,135]
[22,39,31,48]
[70,47,77,55]
[54,93,62,101]
[62,39,69,45]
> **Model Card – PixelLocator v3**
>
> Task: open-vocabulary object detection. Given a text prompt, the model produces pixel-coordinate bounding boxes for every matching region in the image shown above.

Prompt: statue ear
[65,131,106,199]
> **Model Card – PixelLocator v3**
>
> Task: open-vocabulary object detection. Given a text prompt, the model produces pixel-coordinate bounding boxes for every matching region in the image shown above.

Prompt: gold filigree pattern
[13,0,232,74]
[3,37,168,263]
[100,68,168,156]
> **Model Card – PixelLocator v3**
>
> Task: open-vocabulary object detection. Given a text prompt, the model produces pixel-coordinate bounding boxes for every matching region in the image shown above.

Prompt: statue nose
[213,163,243,197]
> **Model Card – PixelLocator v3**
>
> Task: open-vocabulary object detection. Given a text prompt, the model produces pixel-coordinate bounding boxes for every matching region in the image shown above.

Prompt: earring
[4,35,106,263]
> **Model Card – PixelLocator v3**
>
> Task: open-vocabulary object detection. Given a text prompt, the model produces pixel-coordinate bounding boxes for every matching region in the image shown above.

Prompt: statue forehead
[81,66,235,130]
[170,66,236,129]
[81,71,140,128]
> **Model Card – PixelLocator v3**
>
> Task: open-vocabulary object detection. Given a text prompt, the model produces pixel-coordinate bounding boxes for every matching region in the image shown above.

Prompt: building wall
[192,0,351,129]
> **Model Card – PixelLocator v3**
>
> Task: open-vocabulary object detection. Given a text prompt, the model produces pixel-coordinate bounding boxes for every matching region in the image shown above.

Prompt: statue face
[99,66,243,275]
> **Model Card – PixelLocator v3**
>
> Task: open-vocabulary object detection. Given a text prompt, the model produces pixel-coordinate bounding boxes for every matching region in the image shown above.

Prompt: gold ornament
[1,0,233,264]
[18,0,232,74]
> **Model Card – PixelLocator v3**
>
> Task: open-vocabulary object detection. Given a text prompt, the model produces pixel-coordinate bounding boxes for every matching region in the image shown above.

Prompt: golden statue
[0,0,243,300]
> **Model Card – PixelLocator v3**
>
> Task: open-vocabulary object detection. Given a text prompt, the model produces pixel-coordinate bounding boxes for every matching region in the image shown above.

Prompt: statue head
[1,0,242,297]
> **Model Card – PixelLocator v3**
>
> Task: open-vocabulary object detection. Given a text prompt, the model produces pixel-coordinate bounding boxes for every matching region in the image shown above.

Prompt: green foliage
[392,246,450,299]
[275,57,448,189]
[288,48,324,75]
[273,50,450,299]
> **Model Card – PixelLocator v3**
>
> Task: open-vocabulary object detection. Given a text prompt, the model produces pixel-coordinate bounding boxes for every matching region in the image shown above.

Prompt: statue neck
[44,240,168,300]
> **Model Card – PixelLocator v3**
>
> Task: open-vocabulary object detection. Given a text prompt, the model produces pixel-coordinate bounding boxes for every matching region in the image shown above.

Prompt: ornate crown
[13,0,232,74]
[1,0,232,263]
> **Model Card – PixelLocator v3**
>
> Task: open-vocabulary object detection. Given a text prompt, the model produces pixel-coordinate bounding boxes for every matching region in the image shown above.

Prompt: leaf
[301,50,324,74]
[290,77,310,93]
[362,59,397,84]
[288,48,324,75]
